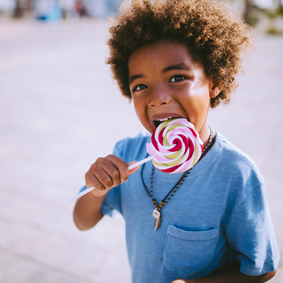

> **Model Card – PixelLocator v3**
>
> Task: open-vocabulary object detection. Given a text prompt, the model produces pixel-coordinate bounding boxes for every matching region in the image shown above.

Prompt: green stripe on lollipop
[164,148,182,159]
[163,124,182,146]
[158,119,172,134]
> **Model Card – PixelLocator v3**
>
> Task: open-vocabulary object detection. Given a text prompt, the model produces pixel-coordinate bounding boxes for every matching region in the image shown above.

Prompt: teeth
[153,117,176,128]
[156,117,173,122]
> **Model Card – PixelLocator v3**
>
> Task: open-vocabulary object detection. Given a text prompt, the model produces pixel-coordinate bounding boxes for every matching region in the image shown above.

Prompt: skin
[73,40,276,282]
[128,40,221,147]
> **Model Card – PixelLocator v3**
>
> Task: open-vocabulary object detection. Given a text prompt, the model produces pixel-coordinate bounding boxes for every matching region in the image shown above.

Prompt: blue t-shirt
[101,132,280,283]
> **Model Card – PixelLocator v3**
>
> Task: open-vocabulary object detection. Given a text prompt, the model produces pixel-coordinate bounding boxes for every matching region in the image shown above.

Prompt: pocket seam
[168,234,218,242]
[162,262,187,277]
[168,225,219,241]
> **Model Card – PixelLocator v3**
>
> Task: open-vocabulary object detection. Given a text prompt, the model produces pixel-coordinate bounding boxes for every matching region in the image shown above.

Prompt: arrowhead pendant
[153,209,162,231]
[154,215,161,231]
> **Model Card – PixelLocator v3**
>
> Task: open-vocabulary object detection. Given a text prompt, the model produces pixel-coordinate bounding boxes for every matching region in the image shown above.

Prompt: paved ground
[0,19,282,283]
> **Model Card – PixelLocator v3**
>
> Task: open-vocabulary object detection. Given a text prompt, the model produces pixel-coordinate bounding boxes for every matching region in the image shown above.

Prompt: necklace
[141,128,215,231]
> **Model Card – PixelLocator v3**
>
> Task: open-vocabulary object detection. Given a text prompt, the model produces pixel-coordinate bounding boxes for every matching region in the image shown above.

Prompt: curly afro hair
[107,0,252,108]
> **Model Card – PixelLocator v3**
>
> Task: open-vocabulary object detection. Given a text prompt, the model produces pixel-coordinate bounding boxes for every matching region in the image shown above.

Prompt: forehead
[128,40,203,74]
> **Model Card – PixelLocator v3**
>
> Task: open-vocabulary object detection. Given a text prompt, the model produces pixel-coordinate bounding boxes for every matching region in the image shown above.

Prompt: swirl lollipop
[146,118,203,173]
[68,118,203,203]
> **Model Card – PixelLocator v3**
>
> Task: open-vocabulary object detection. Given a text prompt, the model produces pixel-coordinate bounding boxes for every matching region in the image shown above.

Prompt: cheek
[133,98,154,132]
[133,99,141,114]
[188,86,211,109]
[133,99,146,121]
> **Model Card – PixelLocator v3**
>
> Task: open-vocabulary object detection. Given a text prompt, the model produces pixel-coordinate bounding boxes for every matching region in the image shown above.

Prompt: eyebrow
[163,63,192,73]
[129,74,144,84]
[129,63,192,84]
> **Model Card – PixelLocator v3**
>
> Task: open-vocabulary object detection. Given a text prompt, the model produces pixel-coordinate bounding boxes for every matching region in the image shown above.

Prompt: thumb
[127,161,140,175]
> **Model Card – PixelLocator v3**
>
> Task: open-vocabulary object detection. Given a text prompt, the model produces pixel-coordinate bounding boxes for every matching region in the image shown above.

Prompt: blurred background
[0,0,282,282]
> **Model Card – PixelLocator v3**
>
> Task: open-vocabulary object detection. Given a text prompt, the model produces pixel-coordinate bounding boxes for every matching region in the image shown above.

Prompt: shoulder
[113,131,151,163]
[213,132,265,210]
[215,132,264,185]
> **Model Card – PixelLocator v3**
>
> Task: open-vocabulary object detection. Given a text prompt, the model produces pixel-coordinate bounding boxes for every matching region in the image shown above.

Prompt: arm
[73,155,139,230]
[172,261,277,283]
[73,189,106,231]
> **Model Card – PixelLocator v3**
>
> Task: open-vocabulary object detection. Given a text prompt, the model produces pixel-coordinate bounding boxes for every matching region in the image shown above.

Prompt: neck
[199,125,211,148]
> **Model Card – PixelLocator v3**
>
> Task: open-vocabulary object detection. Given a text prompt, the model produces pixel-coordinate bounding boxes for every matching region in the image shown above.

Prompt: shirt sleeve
[101,140,124,217]
[225,183,280,276]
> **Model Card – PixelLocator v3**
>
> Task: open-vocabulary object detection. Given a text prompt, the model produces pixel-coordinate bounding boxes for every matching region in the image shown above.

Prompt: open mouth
[153,117,184,128]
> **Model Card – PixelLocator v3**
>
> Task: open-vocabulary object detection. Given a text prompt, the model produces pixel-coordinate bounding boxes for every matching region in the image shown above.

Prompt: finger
[85,171,112,198]
[85,169,107,191]
[105,155,130,183]
[96,157,124,187]
[127,161,140,175]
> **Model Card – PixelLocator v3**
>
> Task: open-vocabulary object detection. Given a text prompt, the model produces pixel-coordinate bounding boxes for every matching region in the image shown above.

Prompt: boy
[73,0,280,282]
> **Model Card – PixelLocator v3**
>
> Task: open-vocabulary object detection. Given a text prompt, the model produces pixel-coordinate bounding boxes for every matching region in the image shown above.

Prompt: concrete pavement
[0,19,282,283]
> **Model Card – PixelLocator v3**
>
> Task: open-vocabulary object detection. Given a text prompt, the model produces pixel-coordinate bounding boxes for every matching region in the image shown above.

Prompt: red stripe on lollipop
[160,164,182,173]
[185,138,194,161]
[159,128,165,145]
[169,134,188,152]
[151,134,158,150]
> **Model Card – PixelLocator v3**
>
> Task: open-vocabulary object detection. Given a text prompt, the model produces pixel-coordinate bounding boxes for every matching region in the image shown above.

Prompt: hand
[172,280,194,283]
[85,155,139,197]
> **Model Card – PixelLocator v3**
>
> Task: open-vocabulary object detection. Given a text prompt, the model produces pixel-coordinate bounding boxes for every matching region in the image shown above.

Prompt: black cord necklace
[141,128,215,231]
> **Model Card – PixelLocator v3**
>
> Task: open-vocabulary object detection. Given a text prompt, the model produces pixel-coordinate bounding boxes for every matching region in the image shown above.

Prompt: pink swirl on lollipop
[146,118,204,173]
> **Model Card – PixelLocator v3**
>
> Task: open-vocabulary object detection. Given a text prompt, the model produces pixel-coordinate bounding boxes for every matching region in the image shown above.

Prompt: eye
[132,84,147,92]
[169,75,187,82]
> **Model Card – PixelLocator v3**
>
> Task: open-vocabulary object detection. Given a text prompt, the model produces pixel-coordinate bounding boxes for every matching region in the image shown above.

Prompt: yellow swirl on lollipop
[146,118,203,173]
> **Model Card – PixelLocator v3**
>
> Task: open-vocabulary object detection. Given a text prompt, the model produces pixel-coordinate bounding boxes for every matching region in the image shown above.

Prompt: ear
[209,79,223,98]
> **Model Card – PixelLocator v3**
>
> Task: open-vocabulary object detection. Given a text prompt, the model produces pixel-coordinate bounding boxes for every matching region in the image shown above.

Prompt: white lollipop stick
[67,155,153,203]
[67,186,94,203]
[128,155,153,170]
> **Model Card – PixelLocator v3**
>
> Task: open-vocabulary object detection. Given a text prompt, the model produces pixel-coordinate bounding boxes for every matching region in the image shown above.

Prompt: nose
[148,85,171,107]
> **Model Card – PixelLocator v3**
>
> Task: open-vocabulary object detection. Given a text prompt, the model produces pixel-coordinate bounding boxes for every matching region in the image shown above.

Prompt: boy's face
[128,40,220,143]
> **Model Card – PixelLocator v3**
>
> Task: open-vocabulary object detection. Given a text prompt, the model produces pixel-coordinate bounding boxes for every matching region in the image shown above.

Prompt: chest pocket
[162,225,219,278]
